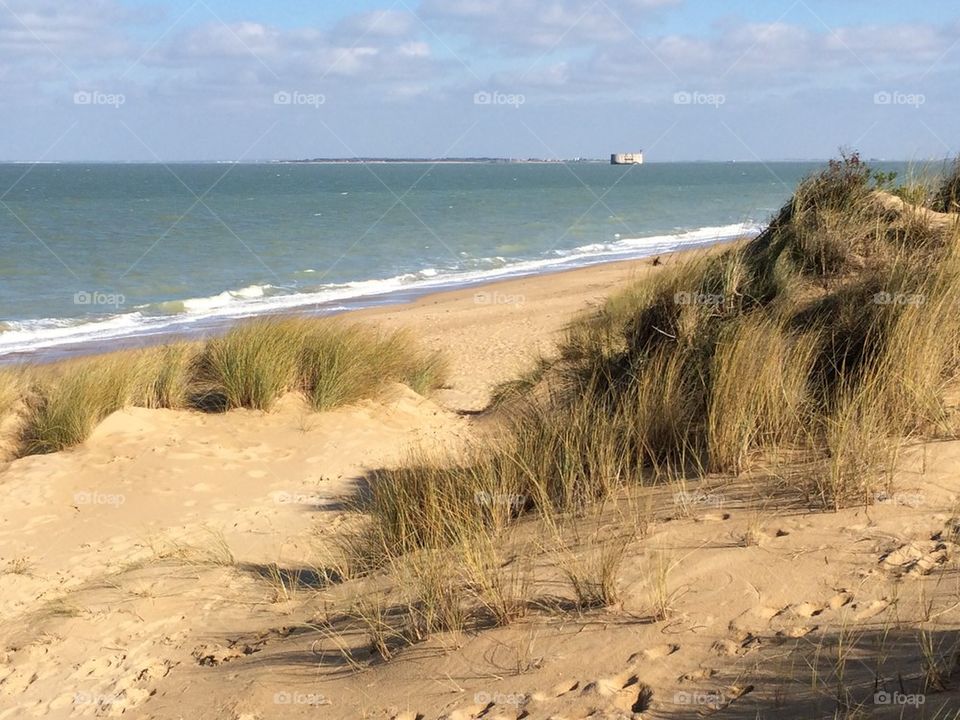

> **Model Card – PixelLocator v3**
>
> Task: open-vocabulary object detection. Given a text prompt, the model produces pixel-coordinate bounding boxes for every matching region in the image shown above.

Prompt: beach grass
[304,155,960,665]
[0,369,20,420]
[7,317,446,456]
[194,318,308,411]
[194,318,447,412]
[132,342,198,410]
[934,156,960,213]
[299,324,446,411]
[20,356,138,455]
[341,153,960,584]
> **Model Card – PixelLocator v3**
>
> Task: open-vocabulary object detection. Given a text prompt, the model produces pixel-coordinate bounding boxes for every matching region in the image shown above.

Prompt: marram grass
[346,153,960,578]
[6,317,446,457]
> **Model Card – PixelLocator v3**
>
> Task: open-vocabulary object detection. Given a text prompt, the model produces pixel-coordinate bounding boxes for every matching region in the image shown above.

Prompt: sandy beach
[0,248,698,718]
[3,225,960,718]
[347,250,717,412]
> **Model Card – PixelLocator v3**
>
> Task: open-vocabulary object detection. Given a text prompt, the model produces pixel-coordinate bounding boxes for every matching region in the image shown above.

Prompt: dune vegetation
[319,154,960,657]
[936,156,960,213]
[0,317,446,457]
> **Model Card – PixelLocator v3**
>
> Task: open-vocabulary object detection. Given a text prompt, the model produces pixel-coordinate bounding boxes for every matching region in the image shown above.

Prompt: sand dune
[0,254,673,719]
[2,243,960,719]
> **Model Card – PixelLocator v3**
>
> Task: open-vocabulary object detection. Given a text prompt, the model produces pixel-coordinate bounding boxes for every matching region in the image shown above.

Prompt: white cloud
[133,14,442,105]
[0,0,143,73]
[418,0,682,52]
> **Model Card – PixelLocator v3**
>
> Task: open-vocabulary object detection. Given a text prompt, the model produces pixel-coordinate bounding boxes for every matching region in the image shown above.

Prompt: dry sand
[2,245,960,719]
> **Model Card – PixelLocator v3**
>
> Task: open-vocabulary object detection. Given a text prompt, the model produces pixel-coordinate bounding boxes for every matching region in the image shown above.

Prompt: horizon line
[0,157,933,165]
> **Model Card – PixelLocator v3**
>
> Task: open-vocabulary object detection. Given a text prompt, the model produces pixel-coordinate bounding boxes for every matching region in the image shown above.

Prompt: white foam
[180,284,271,312]
[0,222,761,358]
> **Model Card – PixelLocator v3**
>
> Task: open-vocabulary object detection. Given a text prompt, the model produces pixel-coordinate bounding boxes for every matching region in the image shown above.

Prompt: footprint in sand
[690,684,755,716]
[679,668,717,682]
[752,606,782,621]
[770,591,852,628]
[582,669,643,699]
[70,652,127,680]
[827,591,853,610]
[790,601,823,618]
[524,679,577,705]
[440,705,487,720]
[533,673,653,716]
[191,640,264,666]
[712,631,759,657]
[0,667,38,696]
[882,541,950,576]
[853,599,890,621]
[444,698,529,720]
[448,651,659,720]
[606,676,653,715]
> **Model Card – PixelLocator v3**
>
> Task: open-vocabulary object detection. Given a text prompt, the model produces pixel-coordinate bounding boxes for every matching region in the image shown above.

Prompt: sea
[0,161,908,361]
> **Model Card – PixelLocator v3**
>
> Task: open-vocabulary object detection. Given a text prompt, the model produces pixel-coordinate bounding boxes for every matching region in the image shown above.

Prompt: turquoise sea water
[0,161,907,358]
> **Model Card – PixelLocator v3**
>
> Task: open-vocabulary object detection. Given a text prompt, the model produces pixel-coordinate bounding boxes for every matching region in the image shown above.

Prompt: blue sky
[1,0,957,161]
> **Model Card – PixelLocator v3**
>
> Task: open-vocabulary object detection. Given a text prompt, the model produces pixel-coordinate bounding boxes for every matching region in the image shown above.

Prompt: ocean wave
[0,222,761,358]
[180,284,272,312]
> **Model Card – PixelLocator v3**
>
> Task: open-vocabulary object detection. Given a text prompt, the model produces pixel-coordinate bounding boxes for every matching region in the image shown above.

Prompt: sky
[0,0,957,162]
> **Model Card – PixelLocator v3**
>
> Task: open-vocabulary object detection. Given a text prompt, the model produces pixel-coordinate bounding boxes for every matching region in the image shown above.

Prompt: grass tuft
[6,316,446,457]
[20,357,136,455]
[934,156,960,213]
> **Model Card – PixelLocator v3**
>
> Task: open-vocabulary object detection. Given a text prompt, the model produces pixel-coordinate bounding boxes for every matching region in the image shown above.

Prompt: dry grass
[194,318,307,411]
[346,591,409,662]
[151,526,237,567]
[135,342,198,409]
[19,355,138,455]
[3,317,446,457]
[935,156,960,213]
[335,160,960,646]
[340,153,960,615]
[557,534,631,610]
[192,318,446,413]
[329,529,538,665]
[299,324,445,411]
[645,549,679,621]
[293,155,960,666]
[706,315,818,473]
[458,532,532,626]
[394,550,468,639]
[0,368,25,461]
[0,369,20,419]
